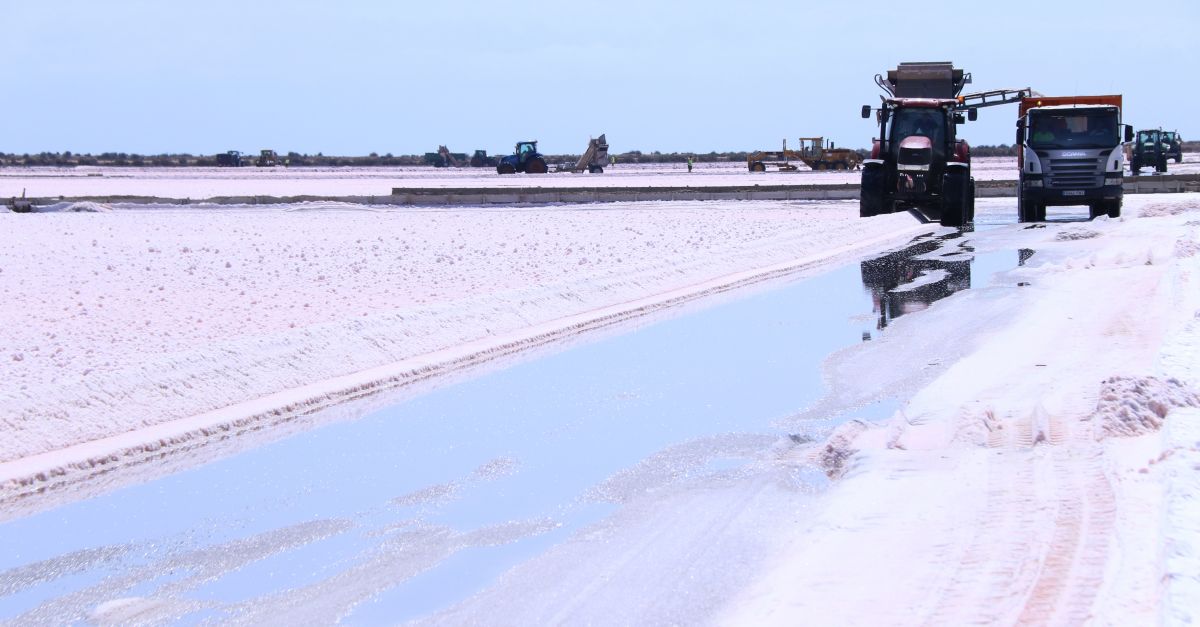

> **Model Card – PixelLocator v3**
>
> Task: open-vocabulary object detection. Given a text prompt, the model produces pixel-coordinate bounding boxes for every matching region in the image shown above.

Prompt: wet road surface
[0,223,1033,624]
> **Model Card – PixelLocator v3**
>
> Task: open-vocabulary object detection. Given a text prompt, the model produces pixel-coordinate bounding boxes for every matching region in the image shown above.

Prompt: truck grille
[1046,157,1101,189]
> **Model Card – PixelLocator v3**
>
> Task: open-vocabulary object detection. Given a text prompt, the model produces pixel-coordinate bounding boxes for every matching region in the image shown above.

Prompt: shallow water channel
[0,228,1028,623]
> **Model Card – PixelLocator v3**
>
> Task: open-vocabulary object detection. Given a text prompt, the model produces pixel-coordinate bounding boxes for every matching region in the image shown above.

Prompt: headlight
[1104,177,1123,185]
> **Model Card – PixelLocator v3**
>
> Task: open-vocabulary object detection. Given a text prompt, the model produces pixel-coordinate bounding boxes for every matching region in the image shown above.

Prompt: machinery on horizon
[859,62,1031,226]
[256,149,279,167]
[424,145,468,168]
[497,140,548,174]
[470,150,498,167]
[747,137,861,172]
[215,150,243,167]
[554,134,610,173]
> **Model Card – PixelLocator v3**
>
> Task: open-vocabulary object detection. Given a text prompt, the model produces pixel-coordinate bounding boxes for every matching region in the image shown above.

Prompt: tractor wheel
[497,163,516,175]
[967,179,976,222]
[859,164,886,218]
[813,162,826,171]
[939,169,969,227]
[749,161,766,172]
[525,157,548,174]
[1157,157,1167,173]
[1175,155,1183,164]
[1130,159,1140,174]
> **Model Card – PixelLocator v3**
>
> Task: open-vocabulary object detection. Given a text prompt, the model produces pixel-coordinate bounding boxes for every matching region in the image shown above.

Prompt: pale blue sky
[7,0,1196,155]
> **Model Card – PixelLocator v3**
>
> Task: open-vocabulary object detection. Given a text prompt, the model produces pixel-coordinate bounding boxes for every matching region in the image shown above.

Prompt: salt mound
[1092,376,1200,439]
[816,420,868,478]
[1176,238,1200,258]
[40,201,112,213]
[1140,200,1200,218]
[1056,227,1102,241]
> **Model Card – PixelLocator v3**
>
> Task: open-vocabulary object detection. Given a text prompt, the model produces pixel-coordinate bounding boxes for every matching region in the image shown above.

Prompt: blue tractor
[497,140,548,174]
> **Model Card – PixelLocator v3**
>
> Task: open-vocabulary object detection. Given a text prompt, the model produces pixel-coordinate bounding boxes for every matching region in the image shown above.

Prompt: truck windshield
[1029,110,1118,149]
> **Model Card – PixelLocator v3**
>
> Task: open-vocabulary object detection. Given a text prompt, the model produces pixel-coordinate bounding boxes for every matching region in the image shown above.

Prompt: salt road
[0,228,1021,624]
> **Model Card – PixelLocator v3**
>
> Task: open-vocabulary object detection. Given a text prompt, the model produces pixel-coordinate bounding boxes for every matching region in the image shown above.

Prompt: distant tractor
[256,149,279,167]
[1163,130,1183,163]
[470,150,498,167]
[497,141,548,174]
[1131,129,1169,173]
[216,150,243,167]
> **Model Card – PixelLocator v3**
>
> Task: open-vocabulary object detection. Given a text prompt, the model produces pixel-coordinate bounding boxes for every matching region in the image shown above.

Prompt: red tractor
[859,63,1029,227]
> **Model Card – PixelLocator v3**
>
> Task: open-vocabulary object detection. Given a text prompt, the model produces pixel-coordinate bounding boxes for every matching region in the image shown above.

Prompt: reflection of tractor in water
[859,233,972,333]
[497,141,548,174]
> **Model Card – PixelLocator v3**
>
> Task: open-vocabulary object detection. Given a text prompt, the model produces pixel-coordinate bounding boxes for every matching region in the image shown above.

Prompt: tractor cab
[869,98,967,200]
[516,141,538,162]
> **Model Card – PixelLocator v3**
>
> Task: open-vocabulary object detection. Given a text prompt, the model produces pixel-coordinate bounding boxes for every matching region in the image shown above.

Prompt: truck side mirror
[861,105,871,119]
[1124,125,1134,142]
[1016,128,1025,145]
[968,109,978,122]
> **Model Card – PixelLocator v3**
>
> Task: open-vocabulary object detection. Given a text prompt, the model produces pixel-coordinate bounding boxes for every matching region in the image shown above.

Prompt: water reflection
[860,232,973,332]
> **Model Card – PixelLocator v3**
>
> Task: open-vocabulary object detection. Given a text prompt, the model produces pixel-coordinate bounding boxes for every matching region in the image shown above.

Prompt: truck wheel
[497,163,516,175]
[859,164,886,218]
[1018,193,1041,223]
[1106,200,1121,219]
[525,157,548,174]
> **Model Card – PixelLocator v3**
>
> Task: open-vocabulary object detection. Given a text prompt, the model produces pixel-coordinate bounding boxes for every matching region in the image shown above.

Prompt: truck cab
[1016,97,1130,221]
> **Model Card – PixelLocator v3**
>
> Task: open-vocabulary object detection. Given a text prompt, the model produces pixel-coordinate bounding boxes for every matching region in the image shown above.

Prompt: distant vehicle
[1163,130,1184,163]
[215,151,243,167]
[470,150,498,167]
[256,149,279,167]
[1131,129,1169,174]
[497,140,548,174]
[747,137,861,172]
[554,134,609,173]
[424,146,468,168]
[1017,95,1130,221]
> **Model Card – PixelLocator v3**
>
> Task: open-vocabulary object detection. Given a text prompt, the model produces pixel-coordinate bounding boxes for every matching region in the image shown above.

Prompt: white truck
[1015,95,1133,222]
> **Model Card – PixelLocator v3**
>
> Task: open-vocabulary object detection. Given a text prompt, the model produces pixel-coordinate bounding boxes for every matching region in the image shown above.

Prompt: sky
[6,0,1197,156]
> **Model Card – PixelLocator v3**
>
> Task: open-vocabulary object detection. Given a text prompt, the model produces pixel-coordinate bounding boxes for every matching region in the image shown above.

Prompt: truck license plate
[1063,190,1085,196]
